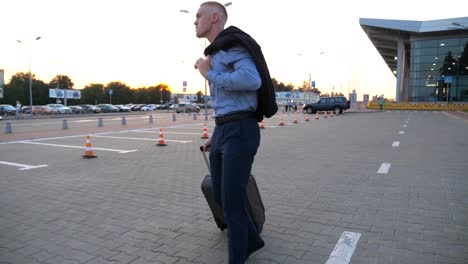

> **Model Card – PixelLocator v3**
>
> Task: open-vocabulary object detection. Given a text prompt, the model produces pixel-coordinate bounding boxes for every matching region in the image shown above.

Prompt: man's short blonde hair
[201,1,228,22]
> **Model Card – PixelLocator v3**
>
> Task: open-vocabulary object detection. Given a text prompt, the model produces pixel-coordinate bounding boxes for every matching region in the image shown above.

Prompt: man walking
[194,1,269,263]
[15,101,21,118]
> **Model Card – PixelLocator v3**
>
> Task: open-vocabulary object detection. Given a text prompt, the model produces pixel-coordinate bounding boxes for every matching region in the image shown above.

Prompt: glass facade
[409,37,468,102]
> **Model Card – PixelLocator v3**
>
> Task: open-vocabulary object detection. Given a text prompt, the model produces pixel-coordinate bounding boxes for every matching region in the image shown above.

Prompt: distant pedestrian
[292,102,297,112]
[16,101,21,118]
[378,97,384,111]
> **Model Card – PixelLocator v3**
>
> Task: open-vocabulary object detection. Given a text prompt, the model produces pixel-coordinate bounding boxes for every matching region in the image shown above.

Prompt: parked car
[78,104,101,113]
[141,104,157,111]
[46,104,72,114]
[176,103,200,113]
[131,104,145,111]
[32,105,56,115]
[115,105,131,112]
[96,104,120,113]
[302,96,350,114]
[0,104,16,116]
[159,103,171,109]
[21,106,32,114]
[69,106,84,114]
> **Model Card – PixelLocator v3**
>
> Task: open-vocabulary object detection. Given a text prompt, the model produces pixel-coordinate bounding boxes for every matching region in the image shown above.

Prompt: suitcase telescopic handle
[199,146,210,171]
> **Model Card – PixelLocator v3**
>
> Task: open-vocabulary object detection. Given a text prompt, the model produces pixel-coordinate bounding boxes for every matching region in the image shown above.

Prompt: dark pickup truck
[302,96,350,115]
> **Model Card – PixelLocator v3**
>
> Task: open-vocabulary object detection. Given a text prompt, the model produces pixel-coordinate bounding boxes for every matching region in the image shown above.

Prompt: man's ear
[211,12,219,24]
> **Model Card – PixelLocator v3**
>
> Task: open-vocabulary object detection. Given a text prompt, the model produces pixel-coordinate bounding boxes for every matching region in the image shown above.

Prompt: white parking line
[0,161,48,170]
[74,119,94,123]
[399,131,405,134]
[19,141,137,154]
[134,130,203,136]
[392,141,400,147]
[326,231,361,264]
[402,125,407,128]
[94,135,192,143]
[377,163,391,174]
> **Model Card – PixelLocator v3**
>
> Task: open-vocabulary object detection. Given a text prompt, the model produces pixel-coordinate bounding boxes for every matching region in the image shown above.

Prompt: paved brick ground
[0,110,467,263]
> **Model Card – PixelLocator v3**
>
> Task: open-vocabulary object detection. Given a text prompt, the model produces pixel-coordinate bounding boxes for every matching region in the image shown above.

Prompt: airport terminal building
[360,17,468,102]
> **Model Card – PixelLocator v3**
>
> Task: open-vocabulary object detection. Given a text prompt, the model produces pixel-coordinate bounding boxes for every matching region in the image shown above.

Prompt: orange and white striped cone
[279,115,285,126]
[324,111,328,118]
[201,123,209,139]
[305,113,310,122]
[315,112,319,120]
[82,135,97,158]
[293,114,298,124]
[156,128,167,146]
[330,111,334,117]
[259,120,265,129]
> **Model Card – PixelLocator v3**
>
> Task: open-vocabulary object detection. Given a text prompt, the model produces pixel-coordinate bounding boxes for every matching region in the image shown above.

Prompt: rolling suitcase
[200,146,265,233]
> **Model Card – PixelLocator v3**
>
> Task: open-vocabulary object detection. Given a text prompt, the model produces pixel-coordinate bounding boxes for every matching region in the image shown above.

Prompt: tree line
[0,72,325,106]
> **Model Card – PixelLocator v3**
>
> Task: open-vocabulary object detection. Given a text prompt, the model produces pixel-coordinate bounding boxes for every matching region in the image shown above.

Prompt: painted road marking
[399,131,405,134]
[134,130,203,136]
[0,161,48,171]
[19,141,137,154]
[392,141,400,147]
[326,231,361,264]
[0,122,210,145]
[94,135,191,143]
[402,125,407,128]
[74,119,94,123]
[377,163,391,174]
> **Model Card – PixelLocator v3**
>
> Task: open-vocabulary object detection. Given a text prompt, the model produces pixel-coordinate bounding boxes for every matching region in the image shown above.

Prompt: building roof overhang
[360,17,468,75]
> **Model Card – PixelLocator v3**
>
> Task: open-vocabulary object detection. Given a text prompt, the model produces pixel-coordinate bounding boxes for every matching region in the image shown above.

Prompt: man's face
[194,5,212,39]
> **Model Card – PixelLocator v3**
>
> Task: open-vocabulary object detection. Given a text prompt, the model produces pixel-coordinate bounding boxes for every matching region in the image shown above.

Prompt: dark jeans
[209,116,262,263]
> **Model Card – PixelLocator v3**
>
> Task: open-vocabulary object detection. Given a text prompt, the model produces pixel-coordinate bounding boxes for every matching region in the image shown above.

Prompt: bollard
[98,117,103,127]
[149,115,154,125]
[4,122,12,134]
[62,119,68,130]
[121,116,126,126]
[173,113,176,122]
[193,112,197,120]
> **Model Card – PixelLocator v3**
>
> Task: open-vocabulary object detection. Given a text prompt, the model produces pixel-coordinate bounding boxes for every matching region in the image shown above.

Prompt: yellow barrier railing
[367,101,468,111]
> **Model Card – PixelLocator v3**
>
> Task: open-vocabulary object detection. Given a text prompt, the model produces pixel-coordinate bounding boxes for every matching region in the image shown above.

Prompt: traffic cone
[279,115,285,126]
[324,111,328,118]
[315,112,319,120]
[156,128,167,146]
[293,114,298,124]
[201,123,209,139]
[82,135,97,158]
[305,113,310,122]
[330,111,334,117]
[259,120,265,129]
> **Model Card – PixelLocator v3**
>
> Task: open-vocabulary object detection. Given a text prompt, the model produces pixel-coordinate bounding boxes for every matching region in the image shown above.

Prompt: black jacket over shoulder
[204,26,277,122]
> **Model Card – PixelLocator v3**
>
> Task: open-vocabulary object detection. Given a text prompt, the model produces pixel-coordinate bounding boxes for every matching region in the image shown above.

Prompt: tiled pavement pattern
[0,111,467,263]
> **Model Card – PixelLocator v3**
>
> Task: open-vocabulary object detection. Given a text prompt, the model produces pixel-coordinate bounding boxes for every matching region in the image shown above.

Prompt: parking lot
[1,111,467,263]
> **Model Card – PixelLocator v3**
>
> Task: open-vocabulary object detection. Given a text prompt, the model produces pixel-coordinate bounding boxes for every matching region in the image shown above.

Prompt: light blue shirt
[205,45,261,117]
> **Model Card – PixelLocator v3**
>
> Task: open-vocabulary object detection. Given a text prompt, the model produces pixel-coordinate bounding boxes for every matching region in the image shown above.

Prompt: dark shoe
[246,238,265,260]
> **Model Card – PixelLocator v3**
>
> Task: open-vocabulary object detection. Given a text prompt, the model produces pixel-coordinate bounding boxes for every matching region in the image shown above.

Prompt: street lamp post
[180,2,233,121]
[17,36,41,117]
[298,51,325,102]
[160,87,163,104]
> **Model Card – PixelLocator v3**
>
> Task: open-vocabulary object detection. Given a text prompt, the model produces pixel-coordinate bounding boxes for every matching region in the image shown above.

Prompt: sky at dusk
[2,0,468,100]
